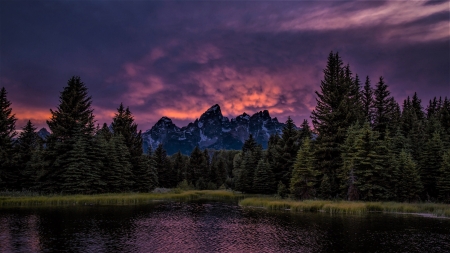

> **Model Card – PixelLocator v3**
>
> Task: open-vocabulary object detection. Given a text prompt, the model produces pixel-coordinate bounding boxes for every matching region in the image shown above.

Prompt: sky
[1,0,449,132]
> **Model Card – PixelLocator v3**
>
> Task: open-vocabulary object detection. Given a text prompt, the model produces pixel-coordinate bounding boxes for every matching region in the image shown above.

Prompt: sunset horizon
[1,0,449,132]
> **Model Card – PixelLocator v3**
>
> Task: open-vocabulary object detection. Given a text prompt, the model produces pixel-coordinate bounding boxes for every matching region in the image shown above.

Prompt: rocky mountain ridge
[142,104,291,155]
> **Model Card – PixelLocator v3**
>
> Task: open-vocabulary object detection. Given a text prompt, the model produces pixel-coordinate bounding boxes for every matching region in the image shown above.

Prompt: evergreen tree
[111,104,147,191]
[253,159,276,194]
[188,146,207,185]
[274,116,299,186]
[0,87,17,190]
[59,126,98,194]
[111,103,142,158]
[211,158,227,187]
[373,77,398,139]
[339,124,361,200]
[290,138,318,199]
[42,76,96,193]
[14,120,41,190]
[411,92,425,121]
[153,144,173,188]
[242,134,257,154]
[437,149,450,202]
[235,146,262,193]
[350,123,389,201]
[311,52,359,198]
[395,150,423,202]
[84,132,107,193]
[419,132,444,200]
[202,149,211,182]
[47,76,95,140]
[172,151,187,183]
[361,76,374,125]
[298,119,312,144]
[133,153,158,192]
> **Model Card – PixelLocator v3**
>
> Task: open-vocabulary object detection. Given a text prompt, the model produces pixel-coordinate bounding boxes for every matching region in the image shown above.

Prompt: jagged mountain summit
[143,104,291,155]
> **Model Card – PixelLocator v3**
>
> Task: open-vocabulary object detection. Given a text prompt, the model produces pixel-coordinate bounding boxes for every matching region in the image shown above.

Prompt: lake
[1,200,449,252]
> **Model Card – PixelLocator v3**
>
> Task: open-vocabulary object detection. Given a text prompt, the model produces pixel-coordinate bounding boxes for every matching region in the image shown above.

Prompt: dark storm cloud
[1,0,448,131]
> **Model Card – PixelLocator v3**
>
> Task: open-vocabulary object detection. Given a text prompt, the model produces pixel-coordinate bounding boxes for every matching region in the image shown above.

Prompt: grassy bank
[2,191,448,218]
[238,197,450,217]
[0,190,245,207]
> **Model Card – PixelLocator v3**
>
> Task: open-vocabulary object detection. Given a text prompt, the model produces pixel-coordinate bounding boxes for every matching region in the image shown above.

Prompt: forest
[1,52,449,203]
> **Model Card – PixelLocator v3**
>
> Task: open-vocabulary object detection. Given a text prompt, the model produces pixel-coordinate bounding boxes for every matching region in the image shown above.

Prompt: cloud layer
[1,0,449,131]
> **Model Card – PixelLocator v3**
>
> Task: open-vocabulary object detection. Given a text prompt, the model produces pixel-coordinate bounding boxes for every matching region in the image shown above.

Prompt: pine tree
[172,151,187,183]
[42,76,96,193]
[14,120,41,190]
[274,116,299,186]
[372,77,401,139]
[211,158,227,187]
[133,153,158,192]
[47,76,95,140]
[111,103,143,158]
[111,135,134,192]
[290,138,318,199]
[298,119,312,144]
[419,131,444,200]
[188,146,207,185]
[340,124,361,200]
[242,134,257,154]
[311,52,359,198]
[411,92,425,121]
[59,126,95,194]
[253,159,276,194]
[153,144,173,188]
[111,104,146,191]
[235,146,262,193]
[0,87,17,190]
[395,150,423,202]
[350,123,389,201]
[437,149,450,202]
[202,149,211,182]
[361,76,374,125]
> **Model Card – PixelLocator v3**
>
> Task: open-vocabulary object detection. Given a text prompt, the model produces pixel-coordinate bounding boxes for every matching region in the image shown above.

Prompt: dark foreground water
[1,201,449,253]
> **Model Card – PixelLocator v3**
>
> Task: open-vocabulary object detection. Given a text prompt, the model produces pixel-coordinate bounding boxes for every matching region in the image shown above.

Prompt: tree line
[1,52,449,202]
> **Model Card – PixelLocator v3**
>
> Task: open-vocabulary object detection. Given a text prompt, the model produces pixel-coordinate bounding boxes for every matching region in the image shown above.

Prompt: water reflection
[0,201,449,253]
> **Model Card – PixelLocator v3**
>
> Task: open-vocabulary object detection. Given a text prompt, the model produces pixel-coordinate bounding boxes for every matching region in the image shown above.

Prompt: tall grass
[239,197,450,217]
[0,190,245,207]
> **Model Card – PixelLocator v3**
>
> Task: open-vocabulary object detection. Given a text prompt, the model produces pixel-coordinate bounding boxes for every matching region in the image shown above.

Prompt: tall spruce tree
[290,138,318,199]
[133,152,158,192]
[188,146,207,185]
[373,76,398,139]
[172,151,187,183]
[311,52,360,198]
[274,116,299,186]
[361,76,374,125]
[153,144,173,188]
[349,123,389,201]
[395,150,423,202]
[111,104,143,158]
[437,149,450,202]
[41,77,96,193]
[14,120,41,190]
[419,131,444,200]
[0,87,17,190]
[111,104,147,191]
[340,124,362,200]
[253,159,276,194]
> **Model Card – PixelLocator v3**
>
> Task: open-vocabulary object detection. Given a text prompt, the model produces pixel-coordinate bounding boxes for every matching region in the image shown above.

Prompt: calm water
[1,201,449,253]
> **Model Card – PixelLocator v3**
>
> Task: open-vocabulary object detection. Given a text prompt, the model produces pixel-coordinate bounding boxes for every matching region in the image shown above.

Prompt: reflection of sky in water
[0,202,449,252]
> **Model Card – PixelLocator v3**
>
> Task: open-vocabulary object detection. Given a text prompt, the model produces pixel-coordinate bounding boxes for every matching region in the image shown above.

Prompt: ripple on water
[0,202,449,253]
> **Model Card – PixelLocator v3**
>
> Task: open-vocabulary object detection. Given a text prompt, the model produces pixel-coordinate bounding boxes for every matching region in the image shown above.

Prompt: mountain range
[142,104,290,155]
[35,104,292,155]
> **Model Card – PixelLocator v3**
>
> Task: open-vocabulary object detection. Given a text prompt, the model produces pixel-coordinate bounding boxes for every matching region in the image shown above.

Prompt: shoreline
[1,190,449,218]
